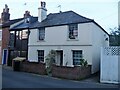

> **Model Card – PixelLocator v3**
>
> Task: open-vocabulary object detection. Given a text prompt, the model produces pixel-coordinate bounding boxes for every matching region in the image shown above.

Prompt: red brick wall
[1,27,10,49]
[20,61,47,75]
[0,27,10,64]
[52,64,91,80]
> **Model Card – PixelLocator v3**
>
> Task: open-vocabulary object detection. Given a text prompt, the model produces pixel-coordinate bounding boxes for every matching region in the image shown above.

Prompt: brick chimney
[24,11,31,18]
[38,1,47,22]
[0,4,10,65]
[1,4,10,23]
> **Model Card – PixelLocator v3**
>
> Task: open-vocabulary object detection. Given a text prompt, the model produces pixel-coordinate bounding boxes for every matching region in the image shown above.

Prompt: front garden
[13,50,91,80]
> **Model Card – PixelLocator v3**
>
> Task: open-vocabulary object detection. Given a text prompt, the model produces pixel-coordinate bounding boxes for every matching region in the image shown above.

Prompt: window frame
[72,50,83,66]
[68,24,78,40]
[38,27,45,41]
[38,50,44,62]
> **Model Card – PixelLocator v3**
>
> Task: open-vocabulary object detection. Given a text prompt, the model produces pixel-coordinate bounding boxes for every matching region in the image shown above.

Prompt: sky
[0,0,119,33]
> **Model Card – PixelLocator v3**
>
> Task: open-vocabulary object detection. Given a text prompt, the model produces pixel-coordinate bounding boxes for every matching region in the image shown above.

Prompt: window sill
[67,39,79,41]
[38,61,45,64]
[74,65,82,67]
[37,40,46,42]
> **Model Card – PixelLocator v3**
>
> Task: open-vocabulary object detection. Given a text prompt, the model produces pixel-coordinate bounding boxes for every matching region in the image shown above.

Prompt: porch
[7,29,29,66]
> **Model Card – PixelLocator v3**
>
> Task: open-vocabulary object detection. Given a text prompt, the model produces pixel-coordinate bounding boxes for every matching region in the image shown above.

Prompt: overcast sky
[0,0,119,33]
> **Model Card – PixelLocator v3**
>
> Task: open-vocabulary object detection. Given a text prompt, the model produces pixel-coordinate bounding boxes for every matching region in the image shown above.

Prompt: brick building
[1,5,37,66]
[1,5,23,65]
[0,4,10,64]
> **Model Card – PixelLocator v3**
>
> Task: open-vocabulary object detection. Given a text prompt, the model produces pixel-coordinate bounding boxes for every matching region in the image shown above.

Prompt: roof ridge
[10,18,23,21]
[10,16,38,21]
[48,10,73,15]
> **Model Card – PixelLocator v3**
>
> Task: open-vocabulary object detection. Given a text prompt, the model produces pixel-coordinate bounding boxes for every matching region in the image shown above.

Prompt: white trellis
[100,47,120,84]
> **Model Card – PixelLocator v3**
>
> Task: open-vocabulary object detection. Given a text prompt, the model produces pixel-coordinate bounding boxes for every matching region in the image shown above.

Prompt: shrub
[80,59,88,67]
[45,50,56,75]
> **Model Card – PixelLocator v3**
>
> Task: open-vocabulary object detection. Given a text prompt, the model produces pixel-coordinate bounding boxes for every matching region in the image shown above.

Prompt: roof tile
[30,11,93,28]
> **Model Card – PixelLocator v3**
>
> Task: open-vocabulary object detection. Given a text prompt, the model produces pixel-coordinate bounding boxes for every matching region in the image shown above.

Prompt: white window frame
[38,28,45,40]
[72,50,83,66]
[68,24,78,40]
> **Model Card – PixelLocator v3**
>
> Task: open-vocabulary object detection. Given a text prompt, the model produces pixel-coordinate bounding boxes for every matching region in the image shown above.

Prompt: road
[2,66,119,88]
[0,65,2,90]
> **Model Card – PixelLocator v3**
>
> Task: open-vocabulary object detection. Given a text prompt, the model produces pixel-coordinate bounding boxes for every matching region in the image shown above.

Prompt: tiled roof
[2,10,109,35]
[2,18,24,28]
[10,17,38,30]
[30,11,93,28]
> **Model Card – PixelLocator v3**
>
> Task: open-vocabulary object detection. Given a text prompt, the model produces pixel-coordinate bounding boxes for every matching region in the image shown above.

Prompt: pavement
[2,65,119,88]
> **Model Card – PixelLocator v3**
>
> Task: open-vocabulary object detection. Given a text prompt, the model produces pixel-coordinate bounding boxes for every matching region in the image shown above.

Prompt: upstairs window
[39,28,45,40]
[69,24,78,39]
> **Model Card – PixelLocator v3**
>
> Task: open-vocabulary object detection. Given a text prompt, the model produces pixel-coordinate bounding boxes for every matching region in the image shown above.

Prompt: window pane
[38,50,44,62]
[69,24,78,39]
[39,28,45,40]
[73,50,82,65]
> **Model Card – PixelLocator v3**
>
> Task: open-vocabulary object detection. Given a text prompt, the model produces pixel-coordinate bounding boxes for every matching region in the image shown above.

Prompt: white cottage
[28,2,109,73]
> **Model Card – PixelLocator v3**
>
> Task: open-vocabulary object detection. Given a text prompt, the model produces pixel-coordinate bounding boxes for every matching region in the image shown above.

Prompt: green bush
[80,59,88,67]
[45,50,56,75]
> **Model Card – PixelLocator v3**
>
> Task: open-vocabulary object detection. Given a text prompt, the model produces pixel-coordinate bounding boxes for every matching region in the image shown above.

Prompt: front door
[56,50,63,66]
[2,49,8,65]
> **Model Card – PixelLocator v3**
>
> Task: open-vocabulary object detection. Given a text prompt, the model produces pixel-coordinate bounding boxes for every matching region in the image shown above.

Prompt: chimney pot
[1,4,10,23]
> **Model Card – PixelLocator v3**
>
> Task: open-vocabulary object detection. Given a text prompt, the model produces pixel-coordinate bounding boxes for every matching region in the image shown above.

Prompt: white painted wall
[90,22,109,73]
[101,47,120,84]
[29,23,92,46]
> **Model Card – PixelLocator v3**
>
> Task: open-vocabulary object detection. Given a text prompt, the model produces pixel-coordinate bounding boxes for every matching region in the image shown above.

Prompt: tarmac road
[2,65,119,88]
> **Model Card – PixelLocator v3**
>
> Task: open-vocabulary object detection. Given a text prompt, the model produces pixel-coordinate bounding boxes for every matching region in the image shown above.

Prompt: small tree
[109,27,120,46]
[45,50,56,74]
